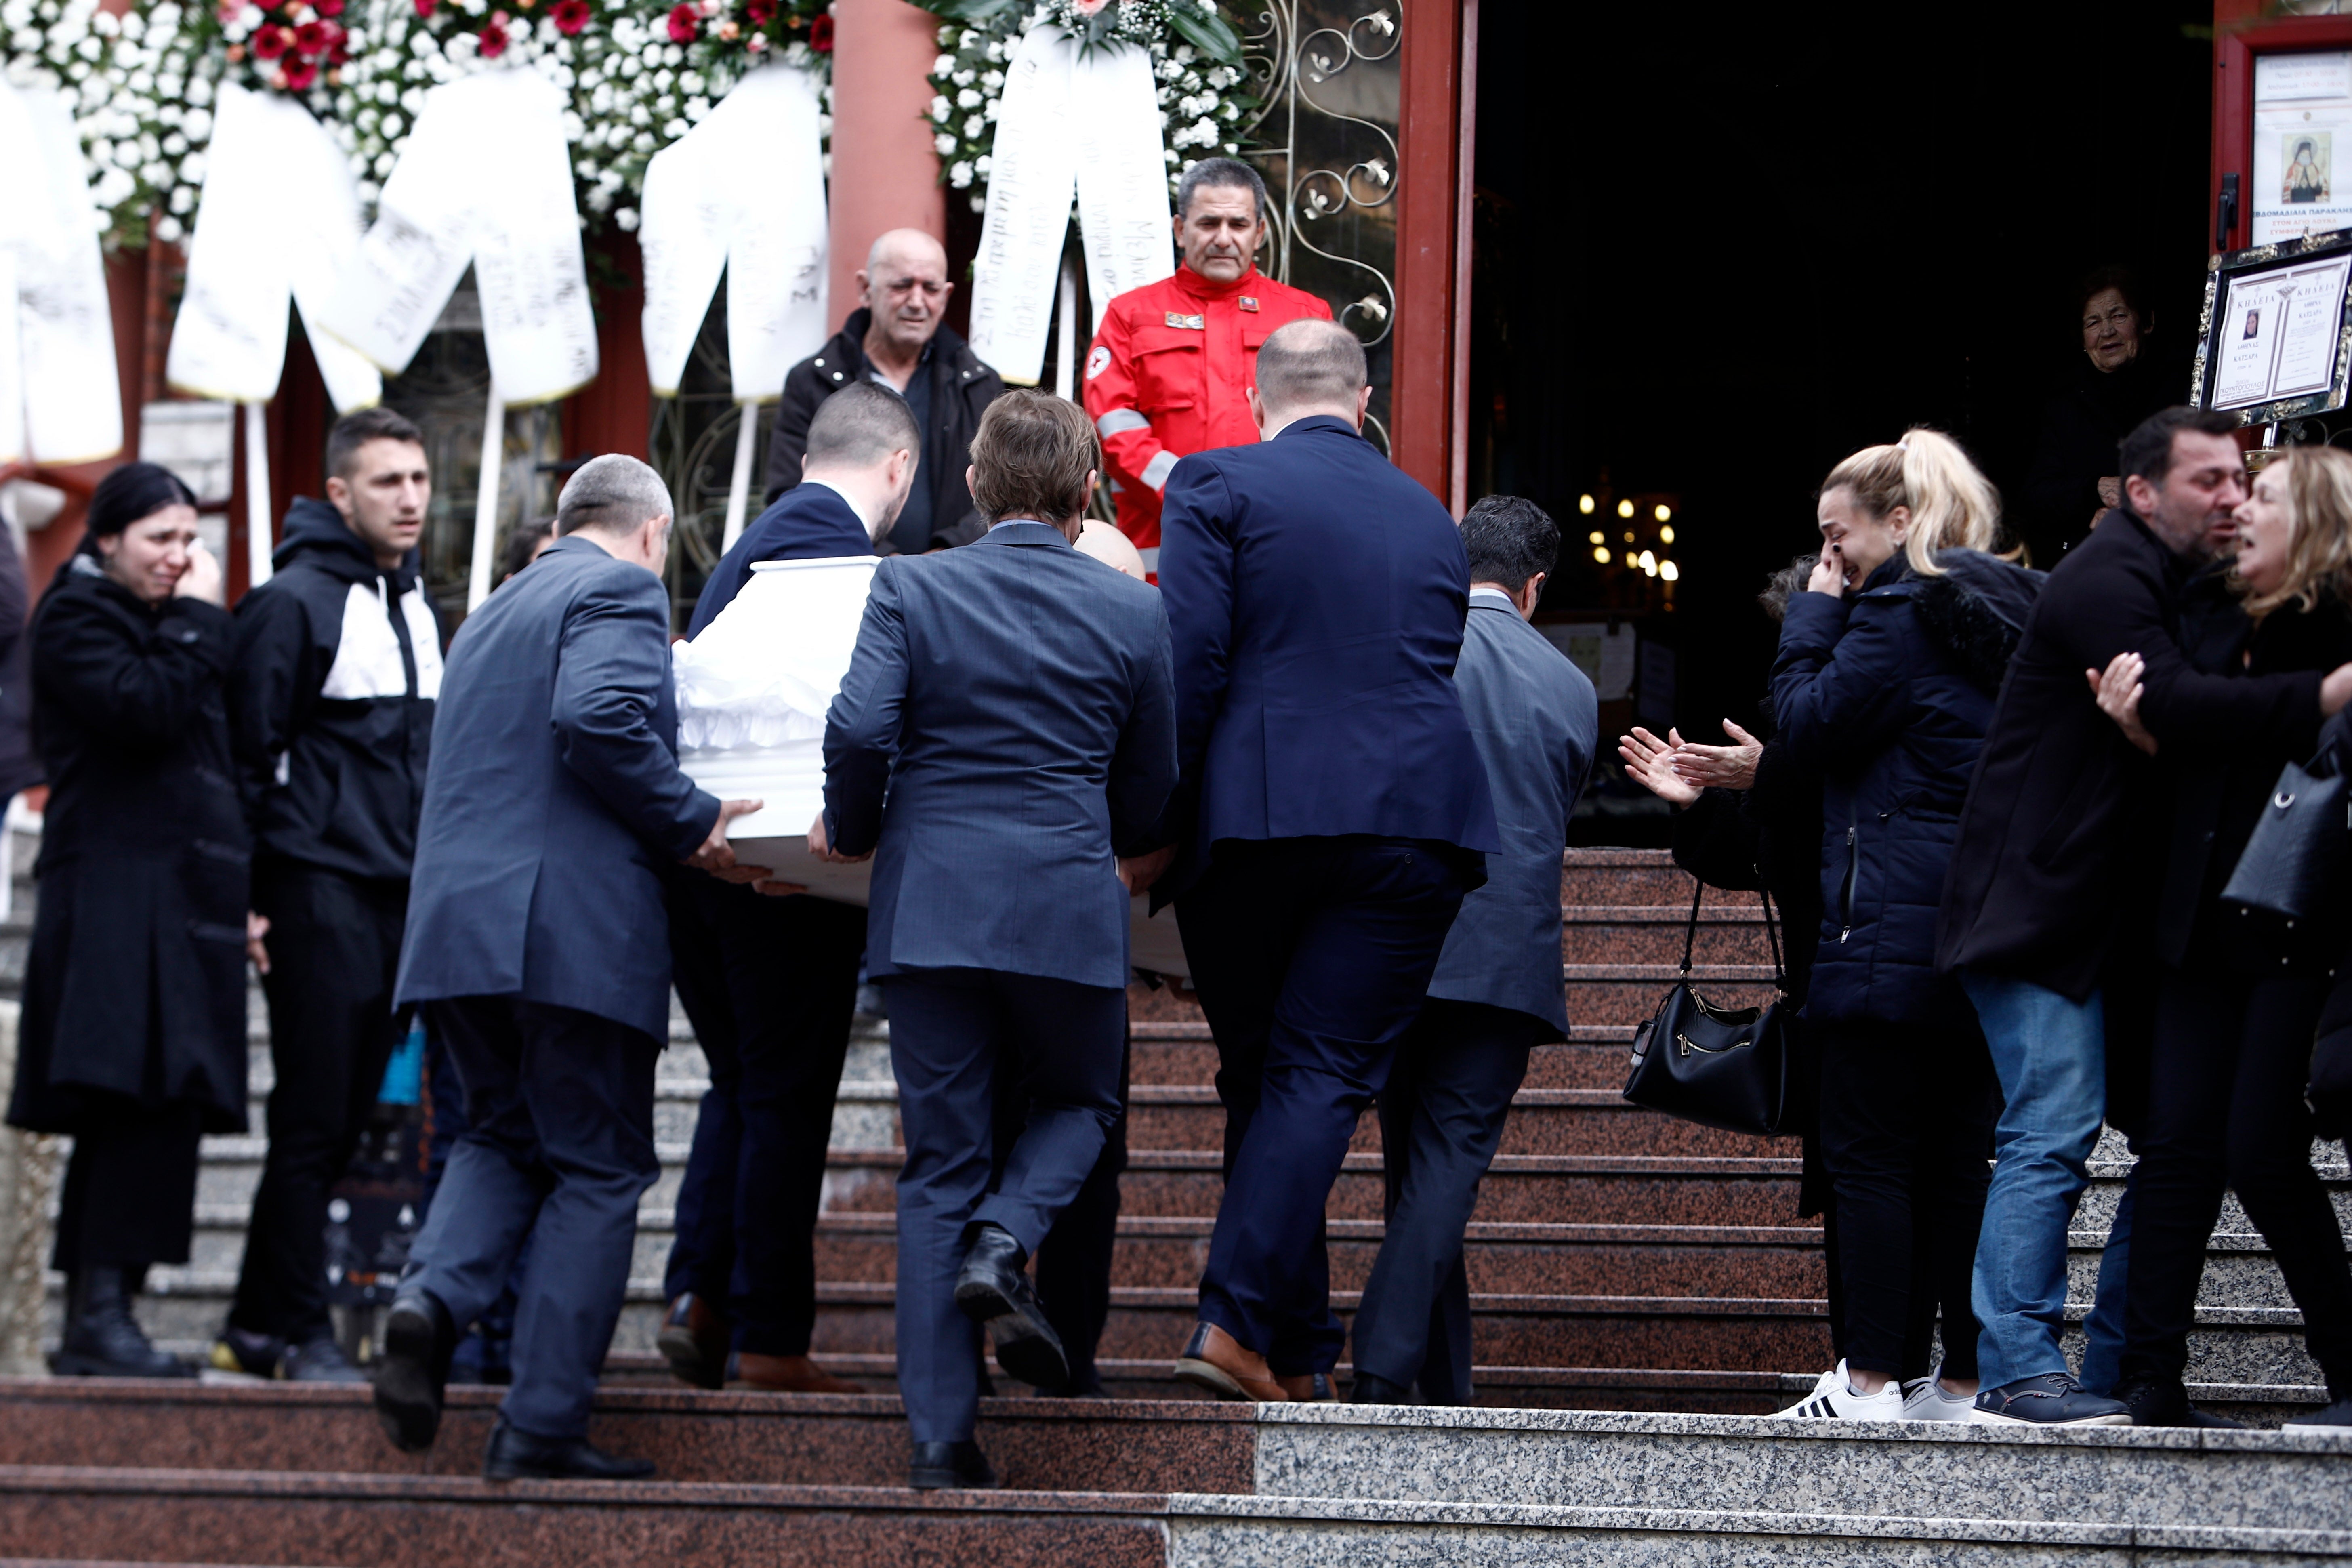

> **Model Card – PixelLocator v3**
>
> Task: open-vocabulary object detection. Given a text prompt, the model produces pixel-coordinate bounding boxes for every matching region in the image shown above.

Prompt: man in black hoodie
[215,407,440,1382]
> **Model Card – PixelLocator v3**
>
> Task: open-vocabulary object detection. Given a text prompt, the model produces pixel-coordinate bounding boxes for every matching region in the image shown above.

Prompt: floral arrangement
[2,0,837,246]
[917,0,1251,212]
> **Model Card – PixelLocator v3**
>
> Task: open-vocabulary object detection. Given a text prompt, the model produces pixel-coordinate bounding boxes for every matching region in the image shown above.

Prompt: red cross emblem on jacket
[1082,265,1333,558]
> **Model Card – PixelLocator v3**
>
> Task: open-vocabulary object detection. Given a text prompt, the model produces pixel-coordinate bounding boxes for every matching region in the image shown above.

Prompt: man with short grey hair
[375,452,762,1480]
[1083,156,1333,570]
[762,227,1005,553]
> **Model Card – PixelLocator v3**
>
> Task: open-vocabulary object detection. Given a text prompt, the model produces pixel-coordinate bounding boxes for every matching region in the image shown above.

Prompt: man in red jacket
[1083,158,1331,569]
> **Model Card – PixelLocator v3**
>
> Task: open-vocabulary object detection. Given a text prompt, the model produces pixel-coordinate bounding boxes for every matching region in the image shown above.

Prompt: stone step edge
[1167,1494,2352,1557]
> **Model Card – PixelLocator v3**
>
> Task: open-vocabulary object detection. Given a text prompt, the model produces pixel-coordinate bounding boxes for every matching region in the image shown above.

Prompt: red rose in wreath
[477,12,511,55]
[744,0,773,23]
[666,1,699,41]
[552,0,591,33]
[809,11,832,50]
[314,0,343,14]
[414,0,435,17]
[293,19,329,52]
[253,24,291,57]
[281,54,318,89]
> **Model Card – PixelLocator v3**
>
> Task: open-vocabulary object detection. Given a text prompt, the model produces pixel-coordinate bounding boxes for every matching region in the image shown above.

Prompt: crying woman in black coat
[5,464,255,1380]
[1764,429,2041,1423]
[2089,445,2352,1430]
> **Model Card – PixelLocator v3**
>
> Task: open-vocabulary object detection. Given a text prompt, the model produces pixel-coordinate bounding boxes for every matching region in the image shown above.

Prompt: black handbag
[2221,733,2351,923]
[1622,880,1789,1137]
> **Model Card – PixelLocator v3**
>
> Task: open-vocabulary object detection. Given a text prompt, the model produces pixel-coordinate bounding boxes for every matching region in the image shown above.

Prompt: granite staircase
[4,842,2352,1562]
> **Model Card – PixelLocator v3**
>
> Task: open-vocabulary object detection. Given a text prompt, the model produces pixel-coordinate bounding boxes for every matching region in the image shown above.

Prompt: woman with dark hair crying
[5,463,257,1377]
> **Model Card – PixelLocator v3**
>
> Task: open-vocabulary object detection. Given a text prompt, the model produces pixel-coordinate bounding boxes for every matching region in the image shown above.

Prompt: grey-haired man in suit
[375,456,760,1480]
[1348,494,1597,1404]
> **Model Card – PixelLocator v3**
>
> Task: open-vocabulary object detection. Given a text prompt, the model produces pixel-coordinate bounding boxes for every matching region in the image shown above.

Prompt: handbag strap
[1679,876,1703,976]
[1759,888,1787,990]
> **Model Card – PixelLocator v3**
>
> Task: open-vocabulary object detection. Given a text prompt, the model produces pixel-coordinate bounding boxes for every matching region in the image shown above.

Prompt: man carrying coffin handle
[1351,497,1597,1405]
[1084,157,1331,571]
[656,384,917,1395]
[218,408,440,1385]
[1154,319,1498,1402]
[815,390,1176,1490]
[376,456,761,1481]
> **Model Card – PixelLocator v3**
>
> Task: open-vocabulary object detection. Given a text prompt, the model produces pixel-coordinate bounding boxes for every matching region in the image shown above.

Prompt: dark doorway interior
[1471,1,2215,840]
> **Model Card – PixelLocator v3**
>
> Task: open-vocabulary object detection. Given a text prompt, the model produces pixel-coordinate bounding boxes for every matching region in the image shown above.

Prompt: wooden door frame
[1391,0,1475,512]
[2212,2,2352,256]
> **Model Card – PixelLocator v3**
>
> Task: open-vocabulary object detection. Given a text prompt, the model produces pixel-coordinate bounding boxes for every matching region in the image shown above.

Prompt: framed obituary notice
[2194,229,2352,424]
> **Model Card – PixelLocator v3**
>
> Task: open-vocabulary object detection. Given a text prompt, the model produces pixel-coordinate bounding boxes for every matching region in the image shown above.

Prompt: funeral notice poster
[2210,253,2352,411]
[2255,50,2352,246]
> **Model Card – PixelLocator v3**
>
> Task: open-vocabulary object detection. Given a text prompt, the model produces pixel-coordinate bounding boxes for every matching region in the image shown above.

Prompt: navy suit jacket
[396,536,721,1041]
[1156,415,1498,901]
[821,521,1177,989]
[688,482,873,635]
[1425,589,1598,1033]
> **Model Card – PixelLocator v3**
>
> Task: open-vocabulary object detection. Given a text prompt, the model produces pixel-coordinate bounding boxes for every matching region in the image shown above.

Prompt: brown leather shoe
[737,1352,864,1394]
[1173,1322,1291,1402]
[657,1294,730,1391]
[1278,1371,1336,1401]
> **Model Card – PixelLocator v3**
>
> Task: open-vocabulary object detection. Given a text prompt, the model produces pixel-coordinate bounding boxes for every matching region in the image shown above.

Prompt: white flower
[975,153,991,173]
[933,131,954,156]
[951,68,973,86]
[981,69,1002,90]
[154,212,182,242]
[168,181,194,214]
[985,39,1005,62]
[685,95,710,120]
[949,160,971,187]
[661,117,687,138]
[933,53,955,74]
[956,87,979,109]
[929,93,949,122]
[963,113,983,135]
[632,128,654,151]
[616,206,639,231]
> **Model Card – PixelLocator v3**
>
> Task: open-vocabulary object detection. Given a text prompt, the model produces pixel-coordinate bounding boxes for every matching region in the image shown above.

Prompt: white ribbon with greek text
[315,69,597,406]
[967,25,1173,387]
[0,79,122,465]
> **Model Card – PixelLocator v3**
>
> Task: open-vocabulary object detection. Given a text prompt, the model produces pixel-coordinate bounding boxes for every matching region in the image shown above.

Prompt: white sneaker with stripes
[1773,1360,1905,1421]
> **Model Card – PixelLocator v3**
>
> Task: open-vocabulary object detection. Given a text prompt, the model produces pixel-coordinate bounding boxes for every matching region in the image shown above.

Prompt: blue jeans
[1959,970,2107,1390]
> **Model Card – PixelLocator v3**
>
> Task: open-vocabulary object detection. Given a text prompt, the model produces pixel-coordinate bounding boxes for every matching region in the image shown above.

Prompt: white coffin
[674,556,1189,979]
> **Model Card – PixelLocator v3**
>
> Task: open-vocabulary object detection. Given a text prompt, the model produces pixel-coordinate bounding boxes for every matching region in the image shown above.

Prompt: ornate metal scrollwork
[1239,2,1405,454]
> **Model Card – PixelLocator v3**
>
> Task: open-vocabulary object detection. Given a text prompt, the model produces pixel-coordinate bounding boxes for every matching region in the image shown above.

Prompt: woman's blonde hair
[1817,427,2004,577]
[2242,446,2352,618]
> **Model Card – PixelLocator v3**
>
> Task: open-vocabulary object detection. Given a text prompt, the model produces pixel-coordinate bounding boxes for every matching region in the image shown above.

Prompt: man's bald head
[859,227,953,361]
[1251,318,1370,433]
[1076,519,1149,580]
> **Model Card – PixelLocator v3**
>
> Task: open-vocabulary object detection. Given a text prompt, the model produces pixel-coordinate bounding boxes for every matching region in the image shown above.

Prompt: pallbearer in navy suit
[656,385,917,1396]
[1155,319,1499,1402]
[1349,496,1597,1406]
[377,457,761,1480]
[816,391,1177,1490]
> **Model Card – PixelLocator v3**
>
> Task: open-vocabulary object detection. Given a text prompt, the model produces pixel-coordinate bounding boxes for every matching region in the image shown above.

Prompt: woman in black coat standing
[5,463,254,1377]
[1767,430,2040,1423]
[2093,446,2352,1429]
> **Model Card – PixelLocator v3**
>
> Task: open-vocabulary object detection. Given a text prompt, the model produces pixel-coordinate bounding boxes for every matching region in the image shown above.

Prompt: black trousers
[1178,837,1469,1376]
[885,968,1125,1443]
[996,1030,1129,1392]
[52,1096,204,1274]
[2120,967,2352,1398]
[1816,1018,1998,1381]
[406,996,660,1440]
[231,864,408,1341]
[659,880,865,1355]
[1352,997,1547,1402]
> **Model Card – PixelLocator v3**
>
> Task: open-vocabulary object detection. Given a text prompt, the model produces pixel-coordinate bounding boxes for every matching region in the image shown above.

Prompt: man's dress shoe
[372,1288,456,1453]
[656,1293,731,1391]
[909,1439,998,1491]
[1278,1371,1337,1401]
[953,1224,1070,1394]
[738,1352,864,1394]
[1350,1371,1412,1404]
[481,1416,656,1481]
[1173,1321,1290,1402]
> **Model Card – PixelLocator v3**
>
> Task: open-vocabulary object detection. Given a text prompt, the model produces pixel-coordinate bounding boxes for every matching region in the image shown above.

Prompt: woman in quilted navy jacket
[1766,430,2042,1422]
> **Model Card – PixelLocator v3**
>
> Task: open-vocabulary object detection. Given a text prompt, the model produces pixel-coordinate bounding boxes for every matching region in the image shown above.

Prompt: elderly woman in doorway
[2019,265,2177,565]
[2089,446,2352,1430]
[5,462,259,1378]
[1764,429,2040,1424]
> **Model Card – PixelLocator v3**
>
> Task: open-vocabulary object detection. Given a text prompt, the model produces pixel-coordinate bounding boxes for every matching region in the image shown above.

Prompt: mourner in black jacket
[2094,446,2352,1430]
[7,465,244,1380]
[216,411,441,1383]
[1763,431,2028,1423]
[1938,408,2352,1429]
[759,230,1005,553]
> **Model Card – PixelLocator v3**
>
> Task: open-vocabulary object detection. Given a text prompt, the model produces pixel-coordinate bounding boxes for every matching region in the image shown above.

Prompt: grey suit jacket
[395,536,721,1041]
[822,521,1177,990]
[1425,589,1598,1032]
